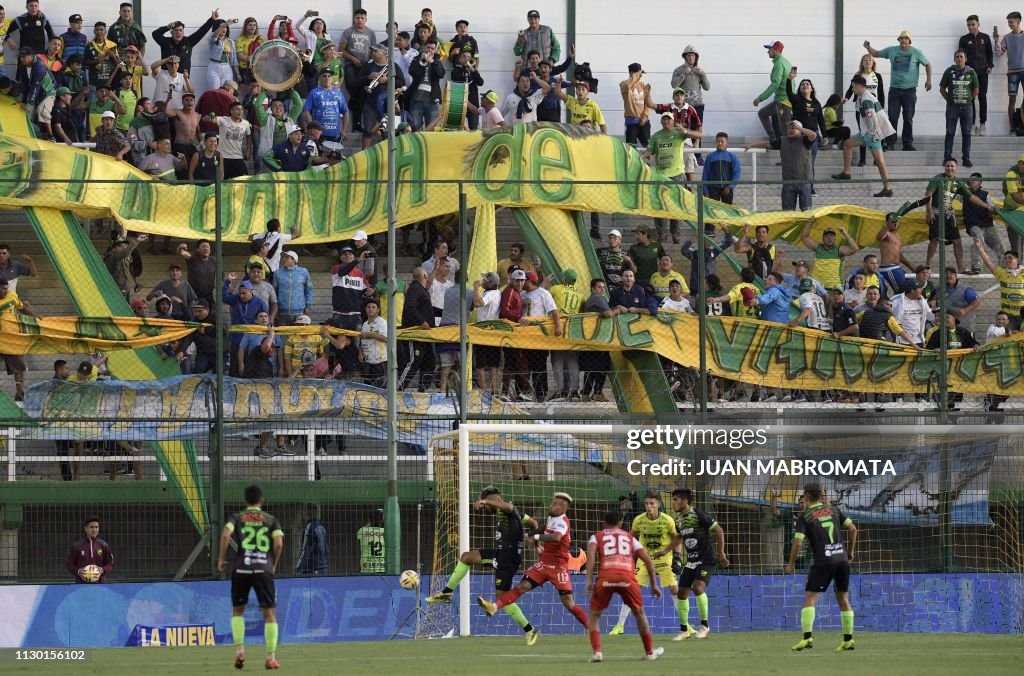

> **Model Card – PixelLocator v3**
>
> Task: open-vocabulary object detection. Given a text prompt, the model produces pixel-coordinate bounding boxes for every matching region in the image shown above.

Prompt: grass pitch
[2,632,1022,676]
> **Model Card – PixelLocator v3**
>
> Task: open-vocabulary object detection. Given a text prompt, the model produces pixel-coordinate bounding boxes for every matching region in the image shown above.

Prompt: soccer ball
[399,570,420,590]
[79,564,103,583]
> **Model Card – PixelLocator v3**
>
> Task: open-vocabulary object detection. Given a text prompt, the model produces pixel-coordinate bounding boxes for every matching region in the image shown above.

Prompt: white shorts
[36,96,55,123]
[684,138,697,174]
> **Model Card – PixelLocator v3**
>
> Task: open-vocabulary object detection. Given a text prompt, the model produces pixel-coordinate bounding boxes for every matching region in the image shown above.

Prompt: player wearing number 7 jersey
[217,484,285,671]
[478,492,590,630]
[785,483,858,653]
[428,486,542,645]
[585,512,665,662]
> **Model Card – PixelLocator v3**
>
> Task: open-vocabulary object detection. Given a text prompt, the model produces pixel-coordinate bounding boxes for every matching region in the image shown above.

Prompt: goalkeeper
[65,516,114,583]
[609,492,680,635]
[428,486,542,645]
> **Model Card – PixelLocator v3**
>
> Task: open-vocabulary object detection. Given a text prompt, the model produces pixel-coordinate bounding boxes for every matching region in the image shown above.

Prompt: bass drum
[250,39,303,92]
[439,81,468,131]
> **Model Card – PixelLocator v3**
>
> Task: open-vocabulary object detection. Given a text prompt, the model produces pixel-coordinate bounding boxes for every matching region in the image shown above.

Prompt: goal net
[426,424,1024,638]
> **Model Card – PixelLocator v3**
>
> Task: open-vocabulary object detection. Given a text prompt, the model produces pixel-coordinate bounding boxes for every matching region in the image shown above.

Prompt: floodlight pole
[384,0,401,575]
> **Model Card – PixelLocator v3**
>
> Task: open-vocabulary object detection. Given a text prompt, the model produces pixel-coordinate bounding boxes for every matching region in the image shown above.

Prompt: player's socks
[503,602,530,630]
[841,609,854,641]
[231,615,245,652]
[495,588,523,610]
[696,593,709,625]
[444,561,472,592]
[265,622,279,656]
[640,632,654,654]
[589,630,602,652]
[570,604,589,627]
[677,598,690,630]
[801,607,815,638]
[615,603,631,631]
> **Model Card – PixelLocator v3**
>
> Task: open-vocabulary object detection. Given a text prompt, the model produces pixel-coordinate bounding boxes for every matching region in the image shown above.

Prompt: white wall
[577,0,835,139]
[16,1,1024,137]
[843,2,1023,138]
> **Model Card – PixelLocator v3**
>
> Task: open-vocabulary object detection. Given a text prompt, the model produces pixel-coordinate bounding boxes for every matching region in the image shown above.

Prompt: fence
[1,164,1023,584]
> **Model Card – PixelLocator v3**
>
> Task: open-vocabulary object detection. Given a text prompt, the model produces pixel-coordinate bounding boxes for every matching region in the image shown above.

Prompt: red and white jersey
[589,527,643,580]
[539,514,571,566]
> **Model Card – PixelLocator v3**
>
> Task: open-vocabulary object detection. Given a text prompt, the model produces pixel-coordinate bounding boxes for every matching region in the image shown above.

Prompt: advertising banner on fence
[0,573,1016,648]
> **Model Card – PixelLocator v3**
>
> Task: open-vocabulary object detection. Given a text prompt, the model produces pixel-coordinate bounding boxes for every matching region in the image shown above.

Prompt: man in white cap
[596,229,636,289]
[94,110,130,159]
[273,251,313,326]
[150,54,192,110]
[348,230,377,286]
[263,122,326,172]
[253,89,304,173]
[282,314,327,378]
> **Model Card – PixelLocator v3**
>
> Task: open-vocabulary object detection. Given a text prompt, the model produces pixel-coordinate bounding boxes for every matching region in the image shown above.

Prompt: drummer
[451,50,483,130]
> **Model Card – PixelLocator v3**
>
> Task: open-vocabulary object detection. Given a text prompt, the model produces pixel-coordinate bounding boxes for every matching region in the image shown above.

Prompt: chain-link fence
[1,169,1022,582]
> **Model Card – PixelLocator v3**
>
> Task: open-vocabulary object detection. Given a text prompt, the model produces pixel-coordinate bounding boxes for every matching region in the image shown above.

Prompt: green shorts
[856,132,882,151]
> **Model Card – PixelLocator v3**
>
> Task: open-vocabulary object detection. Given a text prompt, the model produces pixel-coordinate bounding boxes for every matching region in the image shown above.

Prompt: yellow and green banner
[0,314,202,354]
[23,208,207,532]
[393,313,1024,396]
[0,123,1012,248]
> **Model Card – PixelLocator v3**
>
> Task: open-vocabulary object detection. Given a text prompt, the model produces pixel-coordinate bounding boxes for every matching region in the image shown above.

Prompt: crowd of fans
[1,6,1024,423]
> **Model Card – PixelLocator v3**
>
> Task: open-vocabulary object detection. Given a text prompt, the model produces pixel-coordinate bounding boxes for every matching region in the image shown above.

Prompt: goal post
[455,424,616,637]
[426,424,1024,639]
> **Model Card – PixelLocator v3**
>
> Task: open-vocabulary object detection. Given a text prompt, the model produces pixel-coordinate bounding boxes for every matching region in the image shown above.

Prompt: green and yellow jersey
[631,512,677,565]
[225,506,284,574]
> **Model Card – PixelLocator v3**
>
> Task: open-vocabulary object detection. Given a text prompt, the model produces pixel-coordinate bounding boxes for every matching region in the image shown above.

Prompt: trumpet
[300,48,313,62]
[365,65,389,92]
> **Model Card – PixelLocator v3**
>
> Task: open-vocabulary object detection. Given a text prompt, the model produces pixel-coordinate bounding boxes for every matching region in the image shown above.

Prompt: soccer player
[609,492,679,635]
[785,483,857,652]
[427,486,542,645]
[585,512,665,662]
[654,488,729,639]
[478,492,590,629]
[217,484,285,670]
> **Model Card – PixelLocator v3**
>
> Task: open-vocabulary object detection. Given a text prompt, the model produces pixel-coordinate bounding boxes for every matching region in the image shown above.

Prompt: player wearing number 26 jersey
[610,492,679,636]
[479,492,591,630]
[584,512,664,662]
[786,483,858,653]
[217,484,285,671]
